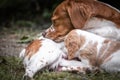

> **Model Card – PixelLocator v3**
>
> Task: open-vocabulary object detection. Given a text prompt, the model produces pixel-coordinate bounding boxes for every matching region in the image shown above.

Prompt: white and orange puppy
[19,36,90,79]
[66,29,120,73]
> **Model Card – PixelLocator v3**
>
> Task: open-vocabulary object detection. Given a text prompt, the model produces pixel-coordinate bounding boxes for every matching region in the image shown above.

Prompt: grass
[0,56,120,80]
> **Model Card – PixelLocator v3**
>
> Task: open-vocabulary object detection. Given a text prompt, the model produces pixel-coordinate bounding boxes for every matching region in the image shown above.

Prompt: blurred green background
[0,0,63,27]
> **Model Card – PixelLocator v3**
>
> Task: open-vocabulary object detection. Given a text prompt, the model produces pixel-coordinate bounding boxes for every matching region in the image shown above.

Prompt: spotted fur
[66,29,120,73]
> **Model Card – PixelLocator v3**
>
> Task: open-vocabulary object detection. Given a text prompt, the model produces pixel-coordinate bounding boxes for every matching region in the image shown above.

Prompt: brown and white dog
[43,0,120,42]
[19,36,90,79]
[65,29,120,73]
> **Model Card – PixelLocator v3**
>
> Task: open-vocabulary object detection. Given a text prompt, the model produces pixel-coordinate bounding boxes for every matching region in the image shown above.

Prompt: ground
[0,20,49,57]
[0,19,120,80]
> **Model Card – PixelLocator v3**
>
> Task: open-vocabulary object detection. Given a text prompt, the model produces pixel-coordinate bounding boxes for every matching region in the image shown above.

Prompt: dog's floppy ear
[66,0,93,29]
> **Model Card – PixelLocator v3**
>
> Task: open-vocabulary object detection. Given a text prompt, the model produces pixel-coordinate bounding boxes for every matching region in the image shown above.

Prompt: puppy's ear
[66,1,93,29]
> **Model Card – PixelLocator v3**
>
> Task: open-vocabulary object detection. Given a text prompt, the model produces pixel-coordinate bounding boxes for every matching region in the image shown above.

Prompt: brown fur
[43,0,120,42]
[65,30,85,59]
[25,39,42,59]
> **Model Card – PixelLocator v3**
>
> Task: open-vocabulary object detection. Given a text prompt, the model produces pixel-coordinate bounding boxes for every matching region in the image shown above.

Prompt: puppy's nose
[42,31,46,37]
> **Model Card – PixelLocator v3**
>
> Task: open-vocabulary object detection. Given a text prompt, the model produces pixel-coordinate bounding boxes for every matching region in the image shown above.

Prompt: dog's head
[43,0,120,42]
[42,0,95,42]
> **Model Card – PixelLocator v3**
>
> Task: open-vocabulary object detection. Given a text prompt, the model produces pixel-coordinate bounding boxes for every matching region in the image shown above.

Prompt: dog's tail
[19,49,26,59]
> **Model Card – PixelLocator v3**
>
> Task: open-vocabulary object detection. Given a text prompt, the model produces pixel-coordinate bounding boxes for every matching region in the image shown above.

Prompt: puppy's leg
[24,58,49,79]
[58,59,92,74]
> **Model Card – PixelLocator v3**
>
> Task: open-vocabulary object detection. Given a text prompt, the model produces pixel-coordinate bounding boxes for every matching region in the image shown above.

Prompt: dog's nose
[42,31,46,37]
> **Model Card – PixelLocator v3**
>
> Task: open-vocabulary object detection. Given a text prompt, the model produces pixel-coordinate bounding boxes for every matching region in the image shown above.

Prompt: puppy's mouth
[72,57,81,61]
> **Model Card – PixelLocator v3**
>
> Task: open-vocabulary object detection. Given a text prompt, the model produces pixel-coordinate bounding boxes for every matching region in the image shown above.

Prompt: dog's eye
[52,20,56,25]
[58,33,64,37]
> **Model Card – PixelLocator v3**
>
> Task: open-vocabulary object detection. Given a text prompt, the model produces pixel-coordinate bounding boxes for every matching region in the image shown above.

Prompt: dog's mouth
[54,36,65,42]
[62,54,81,62]
[42,32,65,43]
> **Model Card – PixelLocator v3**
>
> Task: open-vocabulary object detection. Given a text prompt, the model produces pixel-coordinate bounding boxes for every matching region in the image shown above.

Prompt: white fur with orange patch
[66,29,120,73]
[20,38,63,78]
[19,36,90,79]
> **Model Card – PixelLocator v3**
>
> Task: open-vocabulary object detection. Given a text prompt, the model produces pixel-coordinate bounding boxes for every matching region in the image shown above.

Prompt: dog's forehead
[53,1,67,16]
